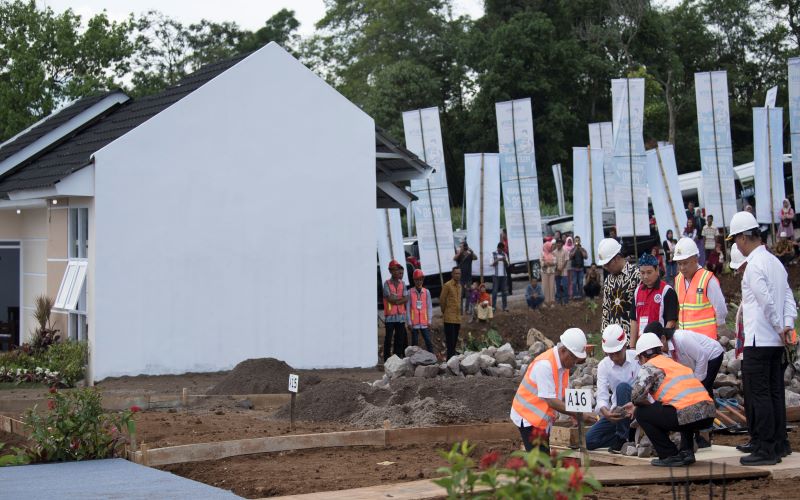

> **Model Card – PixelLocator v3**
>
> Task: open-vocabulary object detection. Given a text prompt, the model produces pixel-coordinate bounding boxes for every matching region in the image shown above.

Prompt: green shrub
[0,442,30,467]
[0,350,37,371]
[24,388,136,462]
[42,341,88,386]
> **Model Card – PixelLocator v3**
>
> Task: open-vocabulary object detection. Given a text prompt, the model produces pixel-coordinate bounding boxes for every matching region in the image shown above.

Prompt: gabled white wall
[90,43,376,380]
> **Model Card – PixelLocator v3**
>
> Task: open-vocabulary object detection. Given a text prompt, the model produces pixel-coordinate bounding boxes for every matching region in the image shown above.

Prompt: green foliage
[434,440,601,499]
[23,388,137,462]
[463,329,503,352]
[0,442,30,466]
[42,341,88,386]
[29,295,60,355]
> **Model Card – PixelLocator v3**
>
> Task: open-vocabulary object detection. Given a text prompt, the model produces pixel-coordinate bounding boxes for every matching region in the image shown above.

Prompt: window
[64,207,89,341]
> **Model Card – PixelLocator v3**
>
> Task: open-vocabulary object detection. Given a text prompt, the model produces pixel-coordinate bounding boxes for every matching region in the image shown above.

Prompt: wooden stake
[290,392,296,432]
[140,442,149,466]
[181,387,188,408]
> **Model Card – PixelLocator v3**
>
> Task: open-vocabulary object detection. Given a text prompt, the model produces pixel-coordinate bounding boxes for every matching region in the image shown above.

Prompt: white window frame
[66,206,89,341]
[54,260,88,311]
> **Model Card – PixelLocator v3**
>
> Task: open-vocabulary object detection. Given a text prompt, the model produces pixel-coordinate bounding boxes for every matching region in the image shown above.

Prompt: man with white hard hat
[510,328,595,453]
[597,238,640,344]
[672,236,727,340]
[586,324,639,453]
[728,210,798,466]
[622,332,715,467]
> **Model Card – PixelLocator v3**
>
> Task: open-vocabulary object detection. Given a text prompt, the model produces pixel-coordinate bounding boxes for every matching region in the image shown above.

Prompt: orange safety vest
[512,347,568,430]
[647,355,712,410]
[675,269,718,339]
[383,280,406,317]
[409,287,429,327]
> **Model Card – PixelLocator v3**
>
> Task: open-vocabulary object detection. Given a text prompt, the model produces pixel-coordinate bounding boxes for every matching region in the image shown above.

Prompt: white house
[0,43,431,380]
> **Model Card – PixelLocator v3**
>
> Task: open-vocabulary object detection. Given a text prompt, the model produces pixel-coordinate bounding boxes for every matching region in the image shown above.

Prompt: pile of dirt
[207,358,319,395]
[274,376,518,428]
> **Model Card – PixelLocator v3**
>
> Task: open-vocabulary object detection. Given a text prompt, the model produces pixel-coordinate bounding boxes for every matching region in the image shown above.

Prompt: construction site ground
[1,265,799,497]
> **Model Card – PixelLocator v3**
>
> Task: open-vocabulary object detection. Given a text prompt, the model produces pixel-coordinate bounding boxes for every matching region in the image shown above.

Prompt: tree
[0,0,133,141]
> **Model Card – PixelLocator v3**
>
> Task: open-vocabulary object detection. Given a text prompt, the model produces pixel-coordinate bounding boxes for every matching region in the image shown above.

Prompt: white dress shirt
[594,350,639,414]
[511,347,567,428]
[667,329,724,381]
[679,265,728,326]
[741,245,797,347]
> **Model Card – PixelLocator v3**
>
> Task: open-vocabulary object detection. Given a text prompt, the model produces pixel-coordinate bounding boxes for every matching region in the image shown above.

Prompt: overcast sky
[36,0,485,35]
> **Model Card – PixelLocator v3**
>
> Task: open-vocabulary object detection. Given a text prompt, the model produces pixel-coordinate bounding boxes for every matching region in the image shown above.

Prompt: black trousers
[742,346,787,458]
[444,322,460,359]
[383,322,407,362]
[701,353,724,398]
[518,424,549,455]
[635,402,713,459]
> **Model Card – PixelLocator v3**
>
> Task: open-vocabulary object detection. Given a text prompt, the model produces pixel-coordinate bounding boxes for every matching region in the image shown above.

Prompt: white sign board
[565,388,593,413]
[288,374,299,393]
[465,153,501,277]
[376,209,409,285]
[402,107,455,275]
[753,107,785,225]
[495,98,543,264]
[789,58,800,212]
[552,163,566,216]
[765,86,778,108]
[572,147,605,264]
[589,122,614,208]
[611,78,649,237]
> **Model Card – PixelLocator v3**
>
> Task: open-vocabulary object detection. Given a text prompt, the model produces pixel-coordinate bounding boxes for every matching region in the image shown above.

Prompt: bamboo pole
[708,73,728,242]
[767,106,777,245]
[626,78,638,258]
[588,148,596,264]
[384,209,395,261]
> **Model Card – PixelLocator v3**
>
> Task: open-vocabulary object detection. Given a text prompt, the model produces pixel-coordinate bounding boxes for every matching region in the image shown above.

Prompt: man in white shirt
[586,324,640,452]
[729,211,798,466]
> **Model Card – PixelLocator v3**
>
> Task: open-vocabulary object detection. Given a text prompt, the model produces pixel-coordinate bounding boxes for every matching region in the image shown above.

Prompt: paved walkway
[0,458,240,499]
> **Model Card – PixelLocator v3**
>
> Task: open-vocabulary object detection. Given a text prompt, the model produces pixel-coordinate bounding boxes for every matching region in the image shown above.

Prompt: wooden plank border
[131,422,520,467]
[0,414,30,438]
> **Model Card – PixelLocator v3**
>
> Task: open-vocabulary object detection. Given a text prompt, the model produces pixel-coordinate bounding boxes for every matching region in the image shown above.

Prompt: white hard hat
[672,237,699,261]
[596,238,622,266]
[601,324,626,354]
[727,211,759,241]
[560,328,587,359]
[729,243,745,270]
[635,332,664,356]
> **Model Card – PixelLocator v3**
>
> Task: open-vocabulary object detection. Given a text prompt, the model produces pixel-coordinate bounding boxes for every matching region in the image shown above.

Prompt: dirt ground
[160,439,520,498]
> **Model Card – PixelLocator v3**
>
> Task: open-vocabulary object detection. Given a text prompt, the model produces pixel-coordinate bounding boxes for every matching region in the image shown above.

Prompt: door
[0,243,20,349]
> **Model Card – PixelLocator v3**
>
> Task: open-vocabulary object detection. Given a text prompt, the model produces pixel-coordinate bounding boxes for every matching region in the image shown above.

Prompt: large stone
[373,374,390,389]
[415,364,439,378]
[529,341,547,357]
[438,362,448,375]
[478,354,497,369]
[713,374,738,388]
[447,356,461,376]
[527,328,555,348]
[718,336,730,349]
[495,343,517,367]
[461,353,481,375]
[786,389,800,407]
[409,349,437,366]
[489,364,514,378]
[574,374,594,387]
[727,359,741,375]
[786,366,796,385]
[717,386,738,399]
[622,443,638,456]
[637,445,653,458]
[405,346,422,358]
[384,355,411,379]
[724,349,735,362]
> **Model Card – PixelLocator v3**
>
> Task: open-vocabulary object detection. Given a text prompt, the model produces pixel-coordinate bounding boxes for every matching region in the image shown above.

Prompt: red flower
[569,467,584,490]
[504,457,526,470]
[70,437,80,450]
[129,405,142,413]
[530,427,548,444]
[47,400,56,410]
[48,386,57,394]
[479,450,501,469]
[555,493,568,500]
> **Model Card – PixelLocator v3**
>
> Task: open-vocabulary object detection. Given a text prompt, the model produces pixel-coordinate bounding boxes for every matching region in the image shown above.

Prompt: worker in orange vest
[622,332,715,467]
[406,269,433,352]
[382,260,408,362]
[510,328,595,453]
[671,237,727,340]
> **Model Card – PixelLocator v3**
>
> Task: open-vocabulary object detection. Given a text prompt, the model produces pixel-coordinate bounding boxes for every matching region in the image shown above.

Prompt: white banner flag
[789,58,800,210]
[611,78,649,238]
[465,153,501,277]
[765,86,778,108]
[753,107,785,225]
[646,144,687,243]
[552,163,566,215]
[572,147,605,264]
[402,107,455,276]
[376,209,408,285]
[589,122,614,208]
[495,98,544,266]
[695,71,737,229]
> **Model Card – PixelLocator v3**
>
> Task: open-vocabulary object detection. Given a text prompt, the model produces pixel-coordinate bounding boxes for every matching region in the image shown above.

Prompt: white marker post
[288,374,299,431]
[566,388,592,466]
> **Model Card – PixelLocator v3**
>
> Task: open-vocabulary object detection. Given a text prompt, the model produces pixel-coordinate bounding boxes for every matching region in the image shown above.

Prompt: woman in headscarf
[541,239,556,307]
[780,198,795,238]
